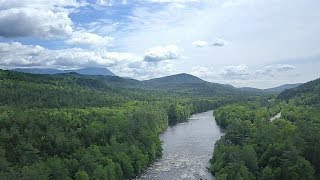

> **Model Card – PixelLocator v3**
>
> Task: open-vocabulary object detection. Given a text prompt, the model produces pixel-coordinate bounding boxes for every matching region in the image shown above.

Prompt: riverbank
[138,111,224,180]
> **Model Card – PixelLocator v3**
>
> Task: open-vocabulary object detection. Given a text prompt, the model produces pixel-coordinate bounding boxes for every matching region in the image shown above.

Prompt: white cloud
[66,31,113,47]
[144,45,180,62]
[256,64,295,76]
[212,39,228,46]
[114,60,175,79]
[192,40,209,47]
[221,64,249,79]
[192,39,227,47]
[191,66,210,78]
[96,0,112,6]
[0,42,140,69]
[0,0,82,11]
[0,42,175,80]
[221,0,251,8]
[95,0,128,6]
[0,8,73,38]
[0,0,84,39]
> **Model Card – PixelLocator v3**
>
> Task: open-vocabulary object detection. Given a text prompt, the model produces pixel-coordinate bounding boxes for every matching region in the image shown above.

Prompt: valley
[0,69,319,179]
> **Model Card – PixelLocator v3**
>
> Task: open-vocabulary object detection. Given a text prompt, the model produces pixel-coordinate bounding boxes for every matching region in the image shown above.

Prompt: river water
[138,110,223,180]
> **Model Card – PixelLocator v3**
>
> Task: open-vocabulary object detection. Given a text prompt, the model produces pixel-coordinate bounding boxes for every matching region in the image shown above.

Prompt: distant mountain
[141,73,244,97]
[65,67,115,76]
[278,78,320,105]
[2,69,263,99]
[238,83,303,93]
[13,67,116,76]
[264,83,302,93]
[238,87,263,93]
[13,68,62,74]
[143,73,206,86]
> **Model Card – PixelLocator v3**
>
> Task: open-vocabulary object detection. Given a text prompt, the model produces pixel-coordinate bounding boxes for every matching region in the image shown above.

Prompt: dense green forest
[0,69,257,179]
[210,78,320,179]
[2,69,318,180]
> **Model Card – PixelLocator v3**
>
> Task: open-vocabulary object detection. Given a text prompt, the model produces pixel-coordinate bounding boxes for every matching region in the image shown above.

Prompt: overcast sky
[0,0,319,88]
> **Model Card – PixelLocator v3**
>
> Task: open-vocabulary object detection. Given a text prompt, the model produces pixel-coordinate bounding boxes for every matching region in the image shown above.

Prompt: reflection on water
[138,111,223,180]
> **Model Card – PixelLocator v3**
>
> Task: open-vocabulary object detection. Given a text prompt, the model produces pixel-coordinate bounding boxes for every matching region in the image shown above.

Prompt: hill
[238,83,302,93]
[143,73,206,86]
[6,70,262,98]
[278,78,320,105]
[264,83,302,93]
[13,67,116,76]
[141,73,247,97]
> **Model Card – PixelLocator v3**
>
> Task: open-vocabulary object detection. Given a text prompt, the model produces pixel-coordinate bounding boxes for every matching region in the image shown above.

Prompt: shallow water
[138,110,223,180]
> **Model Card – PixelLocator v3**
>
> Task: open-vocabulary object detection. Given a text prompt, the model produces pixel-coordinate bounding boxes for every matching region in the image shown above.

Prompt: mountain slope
[141,73,242,97]
[143,73,206,86]
[66,67,115,76]
[13,68,62,74]
[264,83,302,93]
[13,67,116,76]
[278,78,320,105]
[238,83,302,93]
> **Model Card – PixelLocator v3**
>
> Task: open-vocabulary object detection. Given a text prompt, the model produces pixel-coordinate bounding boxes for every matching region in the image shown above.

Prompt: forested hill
[264,83,302,93]
[278,78,320,105]
[0,69,261,179]
[141,73,241,97]
[239,83,302,93]
[1,69,257,99]
[13,67,116,76]
[210,77,320,179]
[143,73,206,85]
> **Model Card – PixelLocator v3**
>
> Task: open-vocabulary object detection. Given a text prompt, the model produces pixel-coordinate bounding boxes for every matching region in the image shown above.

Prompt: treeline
[210,97,320,179]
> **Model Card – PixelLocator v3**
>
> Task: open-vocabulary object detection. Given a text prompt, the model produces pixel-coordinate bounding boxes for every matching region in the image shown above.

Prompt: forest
[1,69,319,180]
[210,78,320,179]
[0,69,255,179]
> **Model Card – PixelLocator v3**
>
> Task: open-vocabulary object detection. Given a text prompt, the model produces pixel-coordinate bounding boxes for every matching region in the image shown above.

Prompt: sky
[0,0,319,88]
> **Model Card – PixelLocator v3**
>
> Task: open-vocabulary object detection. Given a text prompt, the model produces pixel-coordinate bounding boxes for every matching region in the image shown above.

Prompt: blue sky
[0,0,319,88]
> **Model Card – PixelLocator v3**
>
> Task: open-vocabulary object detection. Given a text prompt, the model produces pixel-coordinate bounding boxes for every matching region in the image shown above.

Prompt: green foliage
[278,78,320,106]
[0,69,257,179]
[211,92,320,180]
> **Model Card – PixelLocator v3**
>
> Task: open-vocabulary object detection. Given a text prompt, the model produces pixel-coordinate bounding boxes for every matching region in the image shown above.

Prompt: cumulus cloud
[0,0,84,39]
[0,8,73,38]
[144,45,180,62]
[192,39,227,48]
[191,66,211,78]
[0,0,81,11]
[221,64,249,79]
[212,39,227,46]
[256,64,295,76]
[114,60,175,80]
[0,42,140,69]
[66,31,113,47]
[96,0,128,6]
[192,40,209,48]
[0,42,177,80]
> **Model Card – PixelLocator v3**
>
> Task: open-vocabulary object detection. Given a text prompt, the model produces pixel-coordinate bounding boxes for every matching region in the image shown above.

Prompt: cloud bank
[256,64,295,77]
[0,8,73,38]
[221,64,249,79]
[144,45,180,62]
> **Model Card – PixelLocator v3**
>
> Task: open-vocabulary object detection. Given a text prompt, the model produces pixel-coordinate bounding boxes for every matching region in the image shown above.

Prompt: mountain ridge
[13,67,116,76]
[9,68,302,94]
[239,83,302,93]
[143,73,207,86]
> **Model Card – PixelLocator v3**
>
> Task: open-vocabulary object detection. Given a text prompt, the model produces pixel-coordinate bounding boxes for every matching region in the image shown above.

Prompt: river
[138,110,224,180]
